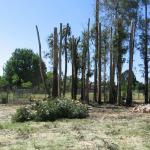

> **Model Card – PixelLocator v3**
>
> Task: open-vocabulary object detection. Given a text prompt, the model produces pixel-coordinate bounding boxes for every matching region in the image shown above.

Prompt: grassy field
[0,104,150,150]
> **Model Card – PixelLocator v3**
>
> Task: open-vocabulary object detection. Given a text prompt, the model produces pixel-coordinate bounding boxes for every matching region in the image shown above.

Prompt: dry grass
[0,104,150,150]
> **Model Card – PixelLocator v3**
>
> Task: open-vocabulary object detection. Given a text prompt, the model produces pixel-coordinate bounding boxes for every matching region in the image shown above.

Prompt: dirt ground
[0,104,150,150]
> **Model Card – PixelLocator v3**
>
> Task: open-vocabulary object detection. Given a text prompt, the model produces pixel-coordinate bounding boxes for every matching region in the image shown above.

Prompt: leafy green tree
[102,0,139,105]
[0,76,8,88]
[4,48,46,87]
[21,81,32,89]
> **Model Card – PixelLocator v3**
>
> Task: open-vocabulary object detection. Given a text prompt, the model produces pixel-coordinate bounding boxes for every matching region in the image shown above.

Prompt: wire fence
[0,88,47,104]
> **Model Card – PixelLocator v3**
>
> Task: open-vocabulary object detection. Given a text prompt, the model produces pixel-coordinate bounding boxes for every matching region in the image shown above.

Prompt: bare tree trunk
[63,24,69,97]
[71,37,74,99]
[94,0,99,102]
[112,31,117,103]
[52,27,58,98]
[74,38,80,100]
[103,45,107,103]
[72,37,80,100]
[85,18,90,103]
[35,25,50,97]
[126,20,135,106]
[117,19,122,105]
[58,23,62,97]
[71,37,75,99]
[109,27,114,104]
[94,56,98,102]
[98,22,101,104]
[144,1,148,104]
[58,23,63,97]
[81,34,86,101]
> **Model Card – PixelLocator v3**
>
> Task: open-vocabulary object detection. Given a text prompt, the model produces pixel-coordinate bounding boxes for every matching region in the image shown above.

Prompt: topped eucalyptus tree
[36,25,50,97]
[126,21,135,106]
[52,27,58,98]
[101,27,109,103]
[81,31,88,102]
[93,0,100,102]
[62,24,71,96]
[85,18,91,103]
[58,23,63,97]
[70,36,80,100]
[138,0,150,104]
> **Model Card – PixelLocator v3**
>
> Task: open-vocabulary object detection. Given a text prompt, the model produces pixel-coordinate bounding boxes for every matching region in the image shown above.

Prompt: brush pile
[132,104,150,113]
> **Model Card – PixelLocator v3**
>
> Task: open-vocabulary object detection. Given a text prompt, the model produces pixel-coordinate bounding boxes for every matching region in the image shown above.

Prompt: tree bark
[35,25,50,97]
[72,37,79,100]
[144,1,148,104]
[58,23,63,97]
[94,0,99,102]
[117,19,122,105]
[63,24,69,97]
[85,18,90,103]
[98,22,101,104]
[52,27,58,98]
[81,34,86,101]
[109,27,114,104]
[103,45,107,103]
[126,20,135,106]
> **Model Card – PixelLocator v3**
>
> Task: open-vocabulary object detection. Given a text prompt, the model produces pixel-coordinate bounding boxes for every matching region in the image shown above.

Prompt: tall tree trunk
[52,27,58,98]
[72,37,79,100]
[144,1,148,104]
[126,20,135,106]
[85,18,90,103]
[98,22,101,104]
[63,24,69,97]
[117,19,122,105]
[58,23,63,97]
[94,56,98,102]
[103,45,107,103]
[109,27,114,104]
[74,38,80,100]
[71,37,75,99]
[94,0,99,102]
[81,34,86,101]
[112,30,117,103]
[36,25,50,97]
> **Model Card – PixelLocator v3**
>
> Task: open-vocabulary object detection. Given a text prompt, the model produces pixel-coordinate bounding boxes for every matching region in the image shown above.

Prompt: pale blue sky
[0,0,144,82]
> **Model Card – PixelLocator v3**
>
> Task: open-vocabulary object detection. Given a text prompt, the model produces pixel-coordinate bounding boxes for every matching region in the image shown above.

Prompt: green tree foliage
[21,81,32,89]
[0,76,8,88]
[4,49,46,87]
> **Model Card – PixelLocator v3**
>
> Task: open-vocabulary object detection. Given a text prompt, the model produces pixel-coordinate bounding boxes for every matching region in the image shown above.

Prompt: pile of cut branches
[132,104,150,113]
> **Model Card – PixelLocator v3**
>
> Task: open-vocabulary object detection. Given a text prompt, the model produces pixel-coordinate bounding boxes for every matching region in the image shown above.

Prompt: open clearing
[0,104,150,150]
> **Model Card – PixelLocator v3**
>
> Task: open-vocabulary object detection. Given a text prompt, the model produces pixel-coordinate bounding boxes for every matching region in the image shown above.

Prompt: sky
[0,0,145,82]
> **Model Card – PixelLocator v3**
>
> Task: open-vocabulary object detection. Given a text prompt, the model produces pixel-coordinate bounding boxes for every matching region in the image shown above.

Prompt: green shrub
[34,101,58,121]
[12,106,33,122]
[57,99,74,118]
[1,97,8,104]
[70,104,88,119]
[12,99,89,122]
